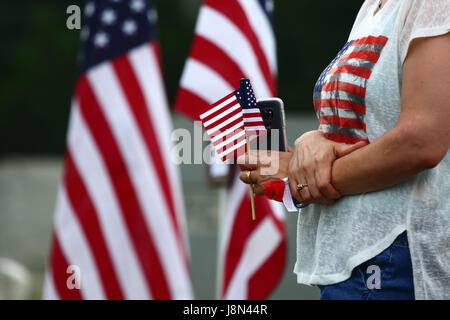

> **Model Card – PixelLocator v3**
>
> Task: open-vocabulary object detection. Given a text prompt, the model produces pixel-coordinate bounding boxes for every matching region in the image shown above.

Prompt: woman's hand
[238,150,293,196]
[288,130,367,205]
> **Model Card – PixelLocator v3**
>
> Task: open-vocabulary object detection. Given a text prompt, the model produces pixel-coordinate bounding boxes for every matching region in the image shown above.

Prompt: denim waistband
[392,231,408,246]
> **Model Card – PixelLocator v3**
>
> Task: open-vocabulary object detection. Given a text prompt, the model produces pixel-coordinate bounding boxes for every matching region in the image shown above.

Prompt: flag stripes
[66,102,151,299]
[206,0,276,94]
[79,71,172,299]
[54,187,106,299]
[112,55,188,271]
[63,151,124,299]
[176,0,285,299]
[190,36,246,89]
[48,234,83,300]
[218,178,286,300]
[44,6,193,298]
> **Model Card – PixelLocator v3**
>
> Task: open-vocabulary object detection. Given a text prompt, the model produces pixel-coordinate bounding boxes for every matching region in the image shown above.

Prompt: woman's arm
[241,33,450,204]
[331,33,450,195]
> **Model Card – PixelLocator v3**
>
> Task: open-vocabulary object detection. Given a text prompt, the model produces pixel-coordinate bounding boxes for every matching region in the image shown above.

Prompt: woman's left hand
[288,130,367,205]
[238,150,293,196]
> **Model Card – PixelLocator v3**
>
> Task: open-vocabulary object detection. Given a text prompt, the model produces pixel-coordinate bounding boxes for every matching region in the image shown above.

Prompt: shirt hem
[401,26,450,63]
[294,225,407,286]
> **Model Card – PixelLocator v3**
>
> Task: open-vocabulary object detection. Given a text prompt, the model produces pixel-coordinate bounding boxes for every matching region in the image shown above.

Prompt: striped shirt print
[314,35,389,144]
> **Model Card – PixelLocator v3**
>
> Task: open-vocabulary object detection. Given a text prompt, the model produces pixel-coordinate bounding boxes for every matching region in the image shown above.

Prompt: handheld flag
[200,78,265,220]
[237,79,267,137]
[199,78,265,163]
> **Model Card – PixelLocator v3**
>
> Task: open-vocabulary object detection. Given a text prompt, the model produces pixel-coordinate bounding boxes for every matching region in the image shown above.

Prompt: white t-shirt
[294,0,450,299]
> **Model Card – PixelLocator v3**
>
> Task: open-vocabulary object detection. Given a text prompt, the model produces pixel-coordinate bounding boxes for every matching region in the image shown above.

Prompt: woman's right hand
[288,130,368,205]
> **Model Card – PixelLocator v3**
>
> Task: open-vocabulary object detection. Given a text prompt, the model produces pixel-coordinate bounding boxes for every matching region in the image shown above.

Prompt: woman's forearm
[332,32,450,196]
[331,126,441,195]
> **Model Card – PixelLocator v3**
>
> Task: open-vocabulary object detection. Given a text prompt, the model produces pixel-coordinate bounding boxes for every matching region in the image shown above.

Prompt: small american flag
[199,78,265,162]
[199,89,246,163]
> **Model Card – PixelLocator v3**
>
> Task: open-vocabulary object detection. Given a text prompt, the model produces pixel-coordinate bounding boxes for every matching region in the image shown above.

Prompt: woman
[239,0,450,299]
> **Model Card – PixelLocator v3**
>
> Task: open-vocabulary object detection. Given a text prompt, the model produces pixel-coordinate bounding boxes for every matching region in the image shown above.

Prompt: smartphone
[257,98,288,152]
[258,98,307,208]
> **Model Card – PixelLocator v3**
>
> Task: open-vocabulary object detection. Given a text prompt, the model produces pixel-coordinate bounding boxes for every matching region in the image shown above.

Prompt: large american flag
[175,0,286,299]
[314,35,388,144]
[43,0,193,299]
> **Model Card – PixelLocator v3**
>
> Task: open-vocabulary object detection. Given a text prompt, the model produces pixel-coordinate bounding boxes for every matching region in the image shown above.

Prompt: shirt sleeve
[399,0,450,64]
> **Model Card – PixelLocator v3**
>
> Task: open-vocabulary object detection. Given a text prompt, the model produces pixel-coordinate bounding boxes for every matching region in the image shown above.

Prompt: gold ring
[246,170,253,184]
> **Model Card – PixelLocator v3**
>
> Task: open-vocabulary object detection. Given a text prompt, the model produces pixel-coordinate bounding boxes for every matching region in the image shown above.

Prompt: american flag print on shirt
[43,0,193,300]
[314,35,389,144]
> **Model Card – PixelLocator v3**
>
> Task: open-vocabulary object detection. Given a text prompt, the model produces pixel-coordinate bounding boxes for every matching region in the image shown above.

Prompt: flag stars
[101,9,117,25]
[265,0,274,14]
[94,32,109,48]
[80,27,90,41]
[122,20,138,35]
[84,2,95,17]
[130,0,145,13]
[148,8,158,23]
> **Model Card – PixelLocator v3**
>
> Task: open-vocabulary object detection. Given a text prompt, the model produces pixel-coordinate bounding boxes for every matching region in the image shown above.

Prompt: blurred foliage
[0,0,362,155]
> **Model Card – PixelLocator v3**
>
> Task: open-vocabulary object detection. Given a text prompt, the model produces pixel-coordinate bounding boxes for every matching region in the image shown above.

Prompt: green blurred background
[0,0,362,156]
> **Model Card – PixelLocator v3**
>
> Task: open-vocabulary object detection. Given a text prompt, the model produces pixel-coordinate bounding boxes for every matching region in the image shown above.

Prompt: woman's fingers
[238,170,278,196]
[296,177,312,203]
[237,150,272,171]
[314,152,342,200]
[252,184,265,196]
[238,163,258,171]
[334,141,368,158]
[288,151,309,203]
[303,166,326,203]
[315,165,341,200]
[237,153,258,171]
[289,134,339,205]
[288,176,303,203]
[239,169,256,185]
[294,147,314,203]
[285,130,367,205]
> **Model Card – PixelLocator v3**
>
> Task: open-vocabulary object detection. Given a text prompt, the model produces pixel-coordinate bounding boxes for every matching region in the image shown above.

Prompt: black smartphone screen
[257,98,287,152]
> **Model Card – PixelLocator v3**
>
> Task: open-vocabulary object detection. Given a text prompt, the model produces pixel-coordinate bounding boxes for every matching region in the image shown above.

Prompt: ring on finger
[246,170,253,184]
[297,183,308,191]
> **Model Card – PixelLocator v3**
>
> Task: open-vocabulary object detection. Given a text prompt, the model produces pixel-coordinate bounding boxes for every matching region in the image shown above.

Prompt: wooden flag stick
[246,136,256,220]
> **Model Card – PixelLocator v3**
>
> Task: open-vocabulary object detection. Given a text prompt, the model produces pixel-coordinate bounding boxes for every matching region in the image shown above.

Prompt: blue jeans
[318,231,415,300]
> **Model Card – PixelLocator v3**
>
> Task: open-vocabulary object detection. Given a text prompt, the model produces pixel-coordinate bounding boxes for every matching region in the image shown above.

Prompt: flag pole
[246,136,256,220]
[215,186,227,299]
